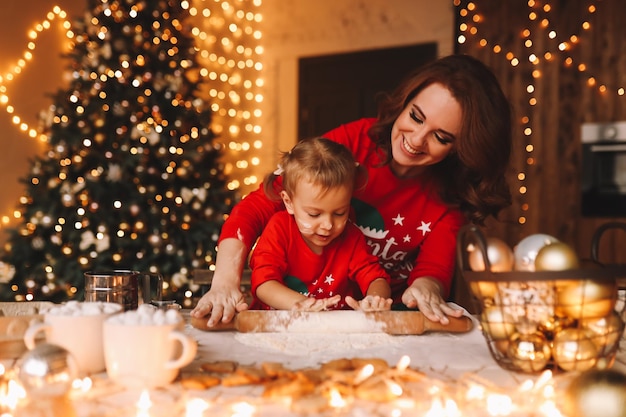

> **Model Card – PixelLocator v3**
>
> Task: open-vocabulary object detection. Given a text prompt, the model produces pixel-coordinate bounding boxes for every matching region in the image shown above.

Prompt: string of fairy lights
[455,0,623,226]
[0,0,263,229]
[0,7,69,142]
[185,0,264,193]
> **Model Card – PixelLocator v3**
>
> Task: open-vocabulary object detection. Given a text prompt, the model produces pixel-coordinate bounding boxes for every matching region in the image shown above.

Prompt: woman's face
[281,179,352,254]
[390,83,462,178]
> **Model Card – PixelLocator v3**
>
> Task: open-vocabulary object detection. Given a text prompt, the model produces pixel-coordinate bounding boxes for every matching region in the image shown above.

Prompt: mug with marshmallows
[103,304,197,389]
[23,301,122,375]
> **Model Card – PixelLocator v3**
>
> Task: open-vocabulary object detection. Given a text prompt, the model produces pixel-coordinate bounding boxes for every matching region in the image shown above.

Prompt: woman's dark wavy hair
[368,54,513,225]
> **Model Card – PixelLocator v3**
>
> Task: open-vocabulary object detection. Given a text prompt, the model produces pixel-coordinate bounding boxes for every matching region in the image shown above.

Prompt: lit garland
[454,0,617,226]
[0,6,70,142]
[184,0,264,194]
[0,0,264,230]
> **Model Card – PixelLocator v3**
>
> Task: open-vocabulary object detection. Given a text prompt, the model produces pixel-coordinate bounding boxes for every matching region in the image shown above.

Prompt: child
[249,137,392,311]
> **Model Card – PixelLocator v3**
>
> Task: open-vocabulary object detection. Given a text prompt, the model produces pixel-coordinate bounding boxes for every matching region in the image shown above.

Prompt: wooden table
[3,312,626,417]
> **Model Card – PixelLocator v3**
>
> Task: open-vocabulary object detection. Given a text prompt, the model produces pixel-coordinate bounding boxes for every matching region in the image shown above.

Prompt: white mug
[103,307,197,389]
[23,301,122,375]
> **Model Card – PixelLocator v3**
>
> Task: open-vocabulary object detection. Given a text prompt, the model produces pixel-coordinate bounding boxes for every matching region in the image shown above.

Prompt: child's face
[281,178,352,254]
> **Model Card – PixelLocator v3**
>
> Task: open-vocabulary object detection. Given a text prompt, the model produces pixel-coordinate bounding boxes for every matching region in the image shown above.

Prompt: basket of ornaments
[456,223,626,374]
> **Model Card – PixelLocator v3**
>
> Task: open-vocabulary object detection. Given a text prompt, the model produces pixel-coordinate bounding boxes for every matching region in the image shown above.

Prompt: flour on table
[233,310,401,359]
[234,332,401,355]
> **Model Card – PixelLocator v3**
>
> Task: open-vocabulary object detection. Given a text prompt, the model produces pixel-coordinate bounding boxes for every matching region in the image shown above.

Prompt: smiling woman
[389,83,462,179]
[0,0,85,243]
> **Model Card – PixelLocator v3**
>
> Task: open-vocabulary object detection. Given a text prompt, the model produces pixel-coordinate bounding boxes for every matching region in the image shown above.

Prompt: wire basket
[456,223,626,374]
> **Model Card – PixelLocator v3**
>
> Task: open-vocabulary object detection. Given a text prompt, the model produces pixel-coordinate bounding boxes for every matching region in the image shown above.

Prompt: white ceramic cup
[23,301,122,376]
[103,309,197,389]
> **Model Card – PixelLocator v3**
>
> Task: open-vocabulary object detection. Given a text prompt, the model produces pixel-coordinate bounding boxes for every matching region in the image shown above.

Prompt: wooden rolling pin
[189,310,473,335]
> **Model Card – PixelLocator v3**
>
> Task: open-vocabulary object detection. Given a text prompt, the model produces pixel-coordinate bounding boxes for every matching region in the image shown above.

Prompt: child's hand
[292,294,341,311]
[345,295,392,312]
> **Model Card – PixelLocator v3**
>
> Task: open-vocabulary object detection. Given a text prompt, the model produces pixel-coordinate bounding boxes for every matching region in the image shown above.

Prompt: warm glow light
[385,379,404,397]
[136,389,152,417]
[425,397,461,417]
[457,1,621,107]
[0,376,27,410]
[230,401,256,417]
[185,398,210,417]
[71,376,93,393]
[396,355,411,371]
[189,0,264,195]
[329,388,347,408]
[0,354,576,416]
[353,364,374,384]
[485,393,514,415]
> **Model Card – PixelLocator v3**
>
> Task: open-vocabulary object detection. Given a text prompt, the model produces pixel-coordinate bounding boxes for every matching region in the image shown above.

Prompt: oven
[581,121,626,217]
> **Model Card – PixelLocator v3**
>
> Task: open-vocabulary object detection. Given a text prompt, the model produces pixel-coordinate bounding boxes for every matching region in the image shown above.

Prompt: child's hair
[264,137,365,200]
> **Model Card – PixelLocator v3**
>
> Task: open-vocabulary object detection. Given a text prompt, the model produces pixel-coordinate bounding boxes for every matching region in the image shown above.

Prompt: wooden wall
[456,0,626,265]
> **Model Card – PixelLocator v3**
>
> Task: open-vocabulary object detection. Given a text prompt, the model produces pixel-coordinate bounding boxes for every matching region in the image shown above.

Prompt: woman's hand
[190,283,249,327]
[191,238,249,326]
[401,277,464,324]
[345,295,392,311]
[292,295,341,311]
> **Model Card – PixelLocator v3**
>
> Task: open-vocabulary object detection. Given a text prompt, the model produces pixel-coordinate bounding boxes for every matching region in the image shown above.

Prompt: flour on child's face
[295,218,314,235]
[288,180,352,253]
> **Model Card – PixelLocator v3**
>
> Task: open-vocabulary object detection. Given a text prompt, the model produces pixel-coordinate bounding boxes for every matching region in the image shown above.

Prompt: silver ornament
[513,234,559,271]
[18,343,78,397]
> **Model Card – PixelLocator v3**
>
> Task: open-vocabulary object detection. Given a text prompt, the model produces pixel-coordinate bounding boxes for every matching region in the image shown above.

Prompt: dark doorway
[298,43,437,139]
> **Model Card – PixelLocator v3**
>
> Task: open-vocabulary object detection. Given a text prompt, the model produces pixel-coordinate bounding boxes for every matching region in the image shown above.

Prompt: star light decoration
[455,0,620,227]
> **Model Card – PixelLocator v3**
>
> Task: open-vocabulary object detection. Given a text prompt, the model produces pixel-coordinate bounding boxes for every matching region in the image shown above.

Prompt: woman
[191,54,512,326]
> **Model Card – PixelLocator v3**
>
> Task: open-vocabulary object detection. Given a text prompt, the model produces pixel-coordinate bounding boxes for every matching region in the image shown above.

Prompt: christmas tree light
[0,0,248,306]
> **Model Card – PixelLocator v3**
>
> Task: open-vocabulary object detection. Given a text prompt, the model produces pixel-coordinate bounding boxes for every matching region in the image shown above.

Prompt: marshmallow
[44,301,121,316]
[107,304,183,326]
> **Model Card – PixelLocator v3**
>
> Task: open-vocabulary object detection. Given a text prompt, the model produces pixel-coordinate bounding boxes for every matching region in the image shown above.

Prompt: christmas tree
[0,0,238,306]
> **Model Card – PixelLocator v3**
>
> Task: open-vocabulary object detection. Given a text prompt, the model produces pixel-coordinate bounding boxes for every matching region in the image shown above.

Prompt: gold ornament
[553,328,599,372]
[565,369,626,417]
[507,332,552,373]
[481,307,516,340]
[513,317,539,335]
[556,279,616,319]
[467,238,514,272]
[534,242,579,271]
[469,280,499,300]
[493,339,510,355]
[581,311,624,353]
[538,315,574,338]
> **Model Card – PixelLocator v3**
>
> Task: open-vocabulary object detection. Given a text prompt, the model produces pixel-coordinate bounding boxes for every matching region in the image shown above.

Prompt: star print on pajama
[249,211,389,310]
